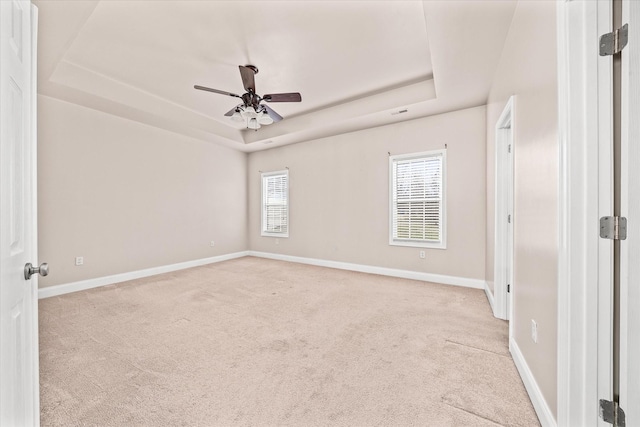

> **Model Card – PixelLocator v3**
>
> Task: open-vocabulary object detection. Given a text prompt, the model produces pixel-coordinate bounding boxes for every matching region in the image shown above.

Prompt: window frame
[261,169,289,238]
[388,149,447,249]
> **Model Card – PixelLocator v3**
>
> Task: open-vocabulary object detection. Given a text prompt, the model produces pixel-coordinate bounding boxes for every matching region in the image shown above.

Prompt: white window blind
[261,170,289,237]
[390,150,445,248]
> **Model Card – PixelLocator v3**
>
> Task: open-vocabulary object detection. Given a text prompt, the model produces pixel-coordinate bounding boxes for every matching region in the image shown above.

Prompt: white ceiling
[34,0,517,152]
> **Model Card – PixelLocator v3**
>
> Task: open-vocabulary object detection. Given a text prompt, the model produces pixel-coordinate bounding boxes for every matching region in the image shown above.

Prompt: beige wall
[38,96,248,287]
[248,106,486,281]
[485,0,558,418]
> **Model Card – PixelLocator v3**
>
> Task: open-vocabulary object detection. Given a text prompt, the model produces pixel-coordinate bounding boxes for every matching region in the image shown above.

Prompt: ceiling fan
[194,65,302,130]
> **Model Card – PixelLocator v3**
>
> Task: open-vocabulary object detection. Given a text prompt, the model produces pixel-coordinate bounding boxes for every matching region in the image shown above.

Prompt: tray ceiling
[34,1,517,152]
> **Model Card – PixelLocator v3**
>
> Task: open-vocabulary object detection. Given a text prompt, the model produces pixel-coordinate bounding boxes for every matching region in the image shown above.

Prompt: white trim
[557,0,614,425]
[493,96,515,321]
[247,251,484,289]
[40,250,487,299]
[30,5,40,425]
[619,0,640,422]
[38,251,249,299]
[388,149,447,250]
[510,338,557,427]
[484,281,495,313]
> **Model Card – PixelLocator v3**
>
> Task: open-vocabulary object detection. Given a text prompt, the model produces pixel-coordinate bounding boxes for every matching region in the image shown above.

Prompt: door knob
[24,262,49,280]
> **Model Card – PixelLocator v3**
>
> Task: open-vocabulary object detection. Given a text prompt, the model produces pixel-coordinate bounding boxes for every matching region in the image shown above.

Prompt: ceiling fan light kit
[195,65,302,131]
[247,118,260,130]
[258,114,274,125]
[243,106,258,119]
[231,109,244,122]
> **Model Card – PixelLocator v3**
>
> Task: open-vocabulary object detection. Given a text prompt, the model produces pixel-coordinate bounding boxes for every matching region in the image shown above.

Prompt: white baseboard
[38,251,250,299]
[39,250,485,299]
[247,251,485,289]
[484,281,496,314]
[510,338,557,427]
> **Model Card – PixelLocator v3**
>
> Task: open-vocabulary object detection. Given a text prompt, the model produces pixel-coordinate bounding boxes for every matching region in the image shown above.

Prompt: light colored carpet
[39,257,540,426]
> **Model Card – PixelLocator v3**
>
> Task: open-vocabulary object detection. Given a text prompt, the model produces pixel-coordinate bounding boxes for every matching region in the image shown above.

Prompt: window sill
[389,240,446,250]
[261,232,289,238]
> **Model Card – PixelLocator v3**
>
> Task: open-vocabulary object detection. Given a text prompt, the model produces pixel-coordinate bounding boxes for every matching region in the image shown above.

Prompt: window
[389,150,446,249]
[261,170,289,237]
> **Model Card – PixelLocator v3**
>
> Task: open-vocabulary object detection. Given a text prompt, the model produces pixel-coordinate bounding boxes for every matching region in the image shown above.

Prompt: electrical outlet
[75,256,84,266]
[210,241,215,247]
[275,239,279,245]
[531,319,538,343]
[419,250,426,259]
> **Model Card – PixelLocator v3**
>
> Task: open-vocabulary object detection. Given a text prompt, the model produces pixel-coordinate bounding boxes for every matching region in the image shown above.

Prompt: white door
[493,96,514,322]
[505,124,513,323]
[0,1,39,425]
[620,0,640,423]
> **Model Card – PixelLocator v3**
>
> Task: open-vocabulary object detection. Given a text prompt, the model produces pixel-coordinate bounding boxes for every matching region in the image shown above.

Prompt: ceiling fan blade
[194,85,241,98]
[239,65,257,93]
[261,104,283,122]
[263,92,302,103]
[224,106,239,117]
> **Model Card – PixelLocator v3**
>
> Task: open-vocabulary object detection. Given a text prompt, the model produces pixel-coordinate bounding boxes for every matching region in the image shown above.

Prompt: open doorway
[492,96,515,323]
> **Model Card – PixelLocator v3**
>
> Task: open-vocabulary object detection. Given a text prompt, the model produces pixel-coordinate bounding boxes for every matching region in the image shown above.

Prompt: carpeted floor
[39,257,540,426]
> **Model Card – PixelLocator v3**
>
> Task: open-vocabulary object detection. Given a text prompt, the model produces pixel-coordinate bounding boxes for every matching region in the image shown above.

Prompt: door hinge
[600,24,629,56]
[600,216,627,240]
[508,214,511,224]
[507,284,510,293]
[508,144,511,153]
[600,399,626,427]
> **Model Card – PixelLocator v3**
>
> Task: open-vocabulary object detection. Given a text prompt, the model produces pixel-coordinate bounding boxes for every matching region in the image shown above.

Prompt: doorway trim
[493,96,515,322]
[557,0,614,425]
[619,0,639,422]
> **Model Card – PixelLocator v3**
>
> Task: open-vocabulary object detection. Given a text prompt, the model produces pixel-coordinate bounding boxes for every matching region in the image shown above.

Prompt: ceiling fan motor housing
[241,92,262,109]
